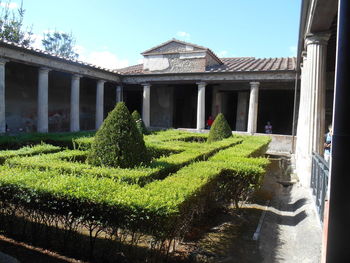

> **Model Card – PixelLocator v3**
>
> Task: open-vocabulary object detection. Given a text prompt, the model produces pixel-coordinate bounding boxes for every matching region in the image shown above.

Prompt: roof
[0,39,117,73]
[117,57,297,75]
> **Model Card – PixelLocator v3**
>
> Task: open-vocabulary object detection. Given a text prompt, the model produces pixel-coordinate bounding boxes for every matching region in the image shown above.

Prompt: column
[196,82,206,130]
[236,92,249,131]
[116,85,123,103]
[37,67,50,133]
[247,82,260,133]
[70,74,81,132]
[95,80,105,129]
[306,33,330,155]
[142,83,151,127]
[0,59,7,133]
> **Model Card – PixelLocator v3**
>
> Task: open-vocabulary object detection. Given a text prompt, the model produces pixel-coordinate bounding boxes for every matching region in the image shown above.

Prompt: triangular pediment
[141,39,207,55]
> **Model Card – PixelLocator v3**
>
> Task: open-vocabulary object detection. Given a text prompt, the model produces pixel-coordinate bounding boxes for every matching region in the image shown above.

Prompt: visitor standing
[206,116,214,129]
[324,124,332,163]
[264,121,272,134]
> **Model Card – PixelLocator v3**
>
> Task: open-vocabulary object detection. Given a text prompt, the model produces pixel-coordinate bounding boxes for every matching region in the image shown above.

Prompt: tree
[207,113,232,143]
[131,110,149,135]
[87,102,151,168]
[42,30,78,59]
[0,0,33,46]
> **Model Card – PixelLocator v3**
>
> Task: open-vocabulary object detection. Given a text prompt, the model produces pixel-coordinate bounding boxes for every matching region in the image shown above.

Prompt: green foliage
[0,0,32,46]
[131,110,149,135]
[207,113,232,143]
[0,143,60,164]
[42,30,78,59]
[87,102,151,168]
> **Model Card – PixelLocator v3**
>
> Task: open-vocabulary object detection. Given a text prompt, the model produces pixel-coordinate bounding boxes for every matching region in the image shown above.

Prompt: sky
[2,0,301,69]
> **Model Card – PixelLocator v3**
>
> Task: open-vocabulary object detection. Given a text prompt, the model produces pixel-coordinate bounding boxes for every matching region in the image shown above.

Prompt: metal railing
[311,152,329,223]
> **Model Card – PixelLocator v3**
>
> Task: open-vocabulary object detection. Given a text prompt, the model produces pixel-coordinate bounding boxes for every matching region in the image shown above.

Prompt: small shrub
[207,113,232,143]
[87,102,150,168]
[131,110,149,135]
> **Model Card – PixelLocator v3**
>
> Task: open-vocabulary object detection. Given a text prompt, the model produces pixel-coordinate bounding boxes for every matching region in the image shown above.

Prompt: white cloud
[137,58,144,64]
[217,50,228,57]
[289,45,297,56]
[0,2,18,9]
[31,33,44,50]
[176,31,191,39]
[80,50,129,69]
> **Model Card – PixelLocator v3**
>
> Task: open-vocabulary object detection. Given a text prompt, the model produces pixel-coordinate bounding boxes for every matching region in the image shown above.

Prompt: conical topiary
[131,110,149,135]
[207,113,232,143]
[87,102,150,168]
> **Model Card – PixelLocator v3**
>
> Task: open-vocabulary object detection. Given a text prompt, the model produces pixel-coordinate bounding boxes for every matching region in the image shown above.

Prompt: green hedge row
[0,131,95,150]
[0,135,269,242]
[6,137,242,185]
[0,143,61,164]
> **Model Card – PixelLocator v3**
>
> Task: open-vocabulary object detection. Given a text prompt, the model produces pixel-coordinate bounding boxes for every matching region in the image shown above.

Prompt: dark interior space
[205,86,213,125]
[220,91,238,130]
[257,89,294,135]
[104,82,117,118]
[80,78,96,131]
[48,71,71,132]
[124,86,142,115]
[173,85,197,128]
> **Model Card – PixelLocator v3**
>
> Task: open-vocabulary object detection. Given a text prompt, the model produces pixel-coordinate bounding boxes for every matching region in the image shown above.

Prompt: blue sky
[4,0,301,69]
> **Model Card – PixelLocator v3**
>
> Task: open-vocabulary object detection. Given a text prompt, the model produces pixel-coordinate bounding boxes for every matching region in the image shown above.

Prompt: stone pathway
[258,155,322,263]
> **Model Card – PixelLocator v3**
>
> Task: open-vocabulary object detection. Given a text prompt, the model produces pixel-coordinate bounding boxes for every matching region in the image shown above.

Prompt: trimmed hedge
[0,143,61,164]
[132,110,149,135]
[208,113,232,143]
[88,102,150,168]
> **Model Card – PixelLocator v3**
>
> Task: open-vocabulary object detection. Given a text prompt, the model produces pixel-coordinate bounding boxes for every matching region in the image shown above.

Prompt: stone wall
[150,86,174,127]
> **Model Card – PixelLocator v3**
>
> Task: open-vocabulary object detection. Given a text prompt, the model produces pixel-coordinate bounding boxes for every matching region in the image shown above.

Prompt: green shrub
[87,102,150,168]
[131,110,149,135]
[207,113,232,143]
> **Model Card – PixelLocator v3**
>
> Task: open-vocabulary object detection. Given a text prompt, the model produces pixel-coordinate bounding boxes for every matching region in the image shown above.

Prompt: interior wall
[150,86,174,127]
[173,85,197,128]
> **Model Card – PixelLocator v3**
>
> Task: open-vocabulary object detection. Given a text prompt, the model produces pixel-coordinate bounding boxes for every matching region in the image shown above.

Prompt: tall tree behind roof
[42,30,79,59]
[0,0,33,46]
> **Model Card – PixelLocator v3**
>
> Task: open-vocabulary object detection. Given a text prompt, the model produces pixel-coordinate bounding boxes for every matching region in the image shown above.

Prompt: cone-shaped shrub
[207,113,232,143]
[132,110,149,135]
[87,102,150,168]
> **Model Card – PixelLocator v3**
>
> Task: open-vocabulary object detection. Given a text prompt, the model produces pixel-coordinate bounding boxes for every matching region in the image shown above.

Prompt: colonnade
[0,61,123,133]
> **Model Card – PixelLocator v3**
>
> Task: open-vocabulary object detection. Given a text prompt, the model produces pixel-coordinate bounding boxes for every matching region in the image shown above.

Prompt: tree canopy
[42,30,79,59]
[0,0,33,46]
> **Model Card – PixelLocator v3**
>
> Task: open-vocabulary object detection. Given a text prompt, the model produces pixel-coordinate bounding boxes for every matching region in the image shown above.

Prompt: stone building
[0,39,296,136]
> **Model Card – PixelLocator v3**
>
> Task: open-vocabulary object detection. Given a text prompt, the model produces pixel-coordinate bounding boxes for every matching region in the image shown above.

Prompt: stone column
[142,83,151,127]
[95,80,105,129]
[306,33,330,155]
[196,82,206,130]
[37,67,51,133]
[236,92,249,131]
[116,85,123,103]
[70,74,81,132]
[0,59,7,133]
[247,82,260,133]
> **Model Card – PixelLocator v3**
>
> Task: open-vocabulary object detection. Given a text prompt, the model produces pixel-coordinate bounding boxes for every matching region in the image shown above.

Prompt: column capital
[72,74,82,80]
[0,58,9,65]
[196,81,207,87]
[142,83,151,87]
[97,79,106,84]
[305,32,331,46]
[39,67,51,74]
[249,81,260,87]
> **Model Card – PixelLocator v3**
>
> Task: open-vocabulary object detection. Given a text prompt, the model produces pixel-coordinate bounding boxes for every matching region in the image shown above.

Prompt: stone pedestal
[37,67,50,133]
[0,59,7,133]
[70,74,81,132]
[196,82,206,130]
[247,82,260,133]
[142,83,151,127]
[236,92,249,131]
[95,80,105,129]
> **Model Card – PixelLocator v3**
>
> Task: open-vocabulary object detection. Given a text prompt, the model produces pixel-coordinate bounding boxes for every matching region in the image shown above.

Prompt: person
[324,124,332,163]
[206,116,214,129]
[264,121,272,134]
